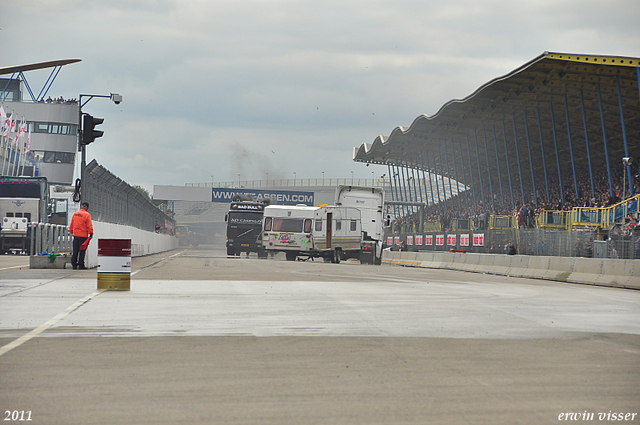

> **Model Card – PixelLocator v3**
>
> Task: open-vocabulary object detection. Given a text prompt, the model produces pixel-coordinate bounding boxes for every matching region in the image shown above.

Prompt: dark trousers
[72,236,88,269]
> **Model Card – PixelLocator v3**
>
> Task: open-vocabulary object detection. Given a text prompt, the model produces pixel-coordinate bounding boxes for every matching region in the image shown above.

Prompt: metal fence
[83,160,174,232]
[386,228,640,259]
[29,223,72,255]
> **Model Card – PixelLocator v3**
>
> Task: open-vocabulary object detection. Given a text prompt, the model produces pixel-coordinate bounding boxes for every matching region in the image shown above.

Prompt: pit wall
[382,251,640,290]
[83,221,178,268]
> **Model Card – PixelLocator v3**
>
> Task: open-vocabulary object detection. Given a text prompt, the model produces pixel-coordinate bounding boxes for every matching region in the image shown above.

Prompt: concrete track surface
[1,247,639,424]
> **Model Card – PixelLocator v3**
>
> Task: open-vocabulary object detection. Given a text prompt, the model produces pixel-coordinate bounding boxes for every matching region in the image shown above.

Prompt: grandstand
[353,52,640,258]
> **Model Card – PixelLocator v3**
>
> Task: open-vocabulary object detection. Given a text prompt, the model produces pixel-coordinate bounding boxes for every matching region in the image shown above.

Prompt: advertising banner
[212,188,314,205]
[387,236,394,246]
[394,236,400,246]
[473,233,485,246]
[425,235,433,245]
[415,235,423,245]
[460,234,470,246]
[407,235,413,245]
[447,234,457,246]
[436,235,444,246]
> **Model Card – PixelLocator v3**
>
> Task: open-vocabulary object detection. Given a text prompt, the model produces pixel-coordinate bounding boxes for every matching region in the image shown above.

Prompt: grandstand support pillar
[437,144,447,212]
[492,125,506,209]
[450,141,463,211]
[393,162,405,216]
[549,101,565,205]
[444,143,455,210]
[523,111,538,205]
[431,149,443,213]
[501,120,515,209]
[410,160,420,207]
[616,75,633,196]
[425,149,441,214]
[563,94,579,198]
[419,152,430,215]
[536,107,551,203]
[465,134,477,207]
[457,140,470,213]
[597,83,614,197]
[473,128,486,207]
[399,159,409,206]
[482,127,495,210]
[387,163,398,218]
[511,114,526,205]
[579,89,595,195]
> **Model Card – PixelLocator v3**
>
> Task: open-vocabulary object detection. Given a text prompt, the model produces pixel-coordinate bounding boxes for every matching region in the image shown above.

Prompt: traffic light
[81,113,104,146]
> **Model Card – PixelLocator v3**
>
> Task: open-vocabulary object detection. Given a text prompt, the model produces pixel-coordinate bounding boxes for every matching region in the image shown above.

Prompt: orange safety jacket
[69,209,94,238]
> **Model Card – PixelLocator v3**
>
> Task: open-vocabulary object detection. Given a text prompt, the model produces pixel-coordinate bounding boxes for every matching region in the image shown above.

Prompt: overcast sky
[1,0,639,191]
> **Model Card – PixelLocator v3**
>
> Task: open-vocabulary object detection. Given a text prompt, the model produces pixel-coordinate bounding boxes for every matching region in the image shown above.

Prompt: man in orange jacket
[70,202,94,269]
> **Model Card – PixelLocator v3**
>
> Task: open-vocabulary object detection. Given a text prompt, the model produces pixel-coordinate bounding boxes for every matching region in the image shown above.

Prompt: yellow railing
[537,210,571,230]
[570,208,602,230]
[451,218,472,232]
[489,215,517,230]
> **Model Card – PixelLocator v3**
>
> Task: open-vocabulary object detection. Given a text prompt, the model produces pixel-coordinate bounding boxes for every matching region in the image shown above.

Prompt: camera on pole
[81,113,104,146]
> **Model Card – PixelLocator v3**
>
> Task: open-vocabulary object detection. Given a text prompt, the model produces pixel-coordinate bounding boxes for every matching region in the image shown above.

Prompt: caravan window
[335,220,341,231]
[350,220,357,231]
[304,219,312,233]
[315,220,322,232]
[272,218,303,232]
[264,217,272,231]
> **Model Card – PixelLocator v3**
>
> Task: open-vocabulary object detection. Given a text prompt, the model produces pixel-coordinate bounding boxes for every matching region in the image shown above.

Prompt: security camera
[623,157,632,166]
[110,93,123,105]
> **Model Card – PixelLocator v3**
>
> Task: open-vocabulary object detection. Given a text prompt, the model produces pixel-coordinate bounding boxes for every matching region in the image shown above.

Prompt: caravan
[261,186,384,264]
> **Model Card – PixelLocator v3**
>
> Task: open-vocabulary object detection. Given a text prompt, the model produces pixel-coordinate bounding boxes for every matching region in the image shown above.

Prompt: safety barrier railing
[29,222,72,256]
[602,194,640,227]
[570,208,602,230]
[537,210,571,230]
[424,221,442,232]
[451,218,472,232]
[489,215,517,230]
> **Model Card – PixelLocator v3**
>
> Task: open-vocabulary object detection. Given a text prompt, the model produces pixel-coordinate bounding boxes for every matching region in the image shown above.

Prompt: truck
[261,185,384,264]
[225,201,267,257]
[0,176,49,254]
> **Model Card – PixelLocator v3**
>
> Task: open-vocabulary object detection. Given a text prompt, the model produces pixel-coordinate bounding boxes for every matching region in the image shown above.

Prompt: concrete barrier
[29,254,72,269]
[382,251,640,290]
[31,220,178,270]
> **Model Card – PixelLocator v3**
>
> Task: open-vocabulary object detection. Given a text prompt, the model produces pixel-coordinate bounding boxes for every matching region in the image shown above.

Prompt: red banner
[460,234,470,246]
[407,235,413,245]
[415,235,423,245]
[473,233,485,246]
[436,235,444,246]
[425,235,433,245]
[447,234,457,246]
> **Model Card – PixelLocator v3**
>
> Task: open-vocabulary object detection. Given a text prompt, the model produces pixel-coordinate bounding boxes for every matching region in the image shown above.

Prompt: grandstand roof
[353,52,640,202]
[0,59,81,76]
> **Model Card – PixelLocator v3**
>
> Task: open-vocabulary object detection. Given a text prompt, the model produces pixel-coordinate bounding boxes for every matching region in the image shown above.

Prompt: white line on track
[0,264,29,271]
[0,289,105,357]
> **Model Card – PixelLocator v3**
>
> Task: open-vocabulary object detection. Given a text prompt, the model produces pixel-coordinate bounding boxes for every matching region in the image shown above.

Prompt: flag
[80,238,90,250]
[25,129,31,151]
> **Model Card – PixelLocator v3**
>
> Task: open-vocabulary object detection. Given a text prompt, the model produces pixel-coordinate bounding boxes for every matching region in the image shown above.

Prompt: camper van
[261,186,384,264]
[262,204,363,263]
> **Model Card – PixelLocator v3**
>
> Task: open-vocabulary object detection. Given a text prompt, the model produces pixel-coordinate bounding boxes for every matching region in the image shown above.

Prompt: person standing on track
[70,202,94,269]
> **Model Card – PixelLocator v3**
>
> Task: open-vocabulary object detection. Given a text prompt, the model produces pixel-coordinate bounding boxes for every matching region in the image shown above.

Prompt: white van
[262,204,362,263]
